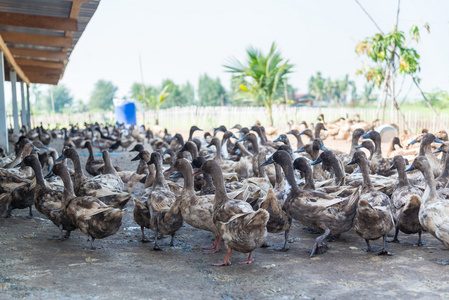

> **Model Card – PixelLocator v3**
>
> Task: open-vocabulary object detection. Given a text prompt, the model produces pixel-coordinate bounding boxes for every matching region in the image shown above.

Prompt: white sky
[5,0,449,105]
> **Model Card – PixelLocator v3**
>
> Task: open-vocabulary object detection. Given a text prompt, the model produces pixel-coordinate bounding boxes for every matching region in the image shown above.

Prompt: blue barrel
[115,102,136,126]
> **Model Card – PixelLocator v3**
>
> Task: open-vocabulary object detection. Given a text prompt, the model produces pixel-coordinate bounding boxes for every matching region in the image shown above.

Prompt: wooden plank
[0,35,30,85]
[0,12,78,31]
[15,58,64,70]
[9,47,67,61]
[0,31,72,48]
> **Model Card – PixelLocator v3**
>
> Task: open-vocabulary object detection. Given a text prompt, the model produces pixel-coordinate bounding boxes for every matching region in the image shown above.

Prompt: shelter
[0,0,100,153]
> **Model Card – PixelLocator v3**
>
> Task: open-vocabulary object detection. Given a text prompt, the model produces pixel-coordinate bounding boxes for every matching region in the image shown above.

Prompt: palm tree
[224,42,293,126]
[136,84,170,125]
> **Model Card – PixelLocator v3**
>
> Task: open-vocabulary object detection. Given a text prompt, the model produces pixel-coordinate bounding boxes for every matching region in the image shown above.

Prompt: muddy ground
[1,132,449,299]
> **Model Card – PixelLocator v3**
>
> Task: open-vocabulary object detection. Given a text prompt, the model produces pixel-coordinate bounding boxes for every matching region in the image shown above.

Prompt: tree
[224,42,293,125]
[136,84,170,125]
[44,84,73,113]
[88,80,118,111]
[198,74,227,106]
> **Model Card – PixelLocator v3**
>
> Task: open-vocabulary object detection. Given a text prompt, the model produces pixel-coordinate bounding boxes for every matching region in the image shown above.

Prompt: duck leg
[169,233,176,246]
[378,234,394,256]
[212,247,232,266]
[64,230,71,239]
[141,226,150,243]
[88,237,100,250]
[27,206,33,219]
[413,231,426,246]
[310,228,330,257]
[153,230,161,251]
[362,239,379,252]
[387,228,401,243]
[275,230,290,252]
[238,251,254,264]
[203,236,222,254]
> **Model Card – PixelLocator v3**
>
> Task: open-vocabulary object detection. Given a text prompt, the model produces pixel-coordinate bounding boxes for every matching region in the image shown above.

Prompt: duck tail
[244,208,269,231]
[403,195,421,217]
[0,194,12,218]
[260,188,279,213]
[344,186,361,216]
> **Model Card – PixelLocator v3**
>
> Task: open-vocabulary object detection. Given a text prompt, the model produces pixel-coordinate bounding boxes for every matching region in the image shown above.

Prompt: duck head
[129,143,144,152]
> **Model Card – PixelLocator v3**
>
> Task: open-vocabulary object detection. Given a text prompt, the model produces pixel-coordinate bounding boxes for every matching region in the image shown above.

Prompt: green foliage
[44,84,73,113]
[422,89,449,110]
[88,80,118,111]
[136,84,170,125]
[355,24,429,87]
[224,42,293,125]
[308,72,353,104]
[198,74,227,106]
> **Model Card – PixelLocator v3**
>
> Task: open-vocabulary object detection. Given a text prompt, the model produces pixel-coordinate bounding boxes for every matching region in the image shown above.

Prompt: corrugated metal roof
[0,0,71,18]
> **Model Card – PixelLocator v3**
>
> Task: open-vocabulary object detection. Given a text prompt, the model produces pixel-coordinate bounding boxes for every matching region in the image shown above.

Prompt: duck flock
[1,118,449,266]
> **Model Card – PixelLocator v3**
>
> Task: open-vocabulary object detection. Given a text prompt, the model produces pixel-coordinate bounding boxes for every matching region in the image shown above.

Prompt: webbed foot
[435,260,449,265]
[261,242,272,248]
[362,246,379,252]
[387,238,401,243]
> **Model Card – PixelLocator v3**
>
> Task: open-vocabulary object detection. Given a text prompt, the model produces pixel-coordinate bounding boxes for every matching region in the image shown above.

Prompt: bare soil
[1,134,449,299]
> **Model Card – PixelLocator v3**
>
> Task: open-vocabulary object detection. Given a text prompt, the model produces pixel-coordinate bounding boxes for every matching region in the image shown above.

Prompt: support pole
[26,85,31,128]
[0,51,8,153]
[10,70,20,134]
[20,81,27,129]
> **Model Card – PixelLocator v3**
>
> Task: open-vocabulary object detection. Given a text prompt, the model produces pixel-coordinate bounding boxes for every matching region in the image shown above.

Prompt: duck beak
[131,154,141,161]
[146,160,154,166]
[361,133,370,139]
[433,148,443,154]
[14,161,25,168]
[405,164,415,172]
[294,147,305,153]
[206,143,212,148]
[231,134,238,140]
[273,136,282,142]
[44,171,56,180]
[163,164,176,175]
[397,142,403,148]
[322,127,328,131]
[178,144,186,152]
[354,144,363,149]
[311,157,322,166]
[319,143,328,151]
[237,136,246,142]
[41,145,49,150]
[170,172,181,179]
[297,131,305,136]
[33,146,40,152]
[260,156,275,167]
[168,136,176,142]
[192,169,203,177]
[55,153,65,163]
[347,158,357,165]
[408,138,418,145]
[389,162,396,170]
[434,137,445,144]
[286,130,292,135]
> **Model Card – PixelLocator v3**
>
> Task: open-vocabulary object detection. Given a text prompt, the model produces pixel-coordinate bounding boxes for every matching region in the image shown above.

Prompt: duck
[405,156,449,264]
[295,138,329,180]
[354,141,375,160]
[83,140,106,176]
[348,151,394,255]
[434,143,449,188]
[361,131,395,176]
[22,155,76,239]
[386,137,404,158]
[387,155,424,245]
[286,129,305,150]
[51,163,124,250]
[200,159,269,265]
[262,150,361,257]
[409,133,444,178]
[339,128,365,173]
[133,198,151,242]
[57,148,131,209]
[169,158,221,252]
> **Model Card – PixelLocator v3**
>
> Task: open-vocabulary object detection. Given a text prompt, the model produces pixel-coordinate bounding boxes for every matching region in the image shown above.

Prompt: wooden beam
[0,35,30,85]
[15,58,64,70]
[0,31,72,48]
[9,48,67,61]
[0,12,78,31]
[21,67,62,85]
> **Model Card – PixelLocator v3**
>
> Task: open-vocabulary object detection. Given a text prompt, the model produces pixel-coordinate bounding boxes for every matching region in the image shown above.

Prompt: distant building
[290,94,316,106]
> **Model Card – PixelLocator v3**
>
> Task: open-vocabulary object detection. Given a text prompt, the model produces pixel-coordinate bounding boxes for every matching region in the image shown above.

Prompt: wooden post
[0,51,8,152]
[10,70,20,134]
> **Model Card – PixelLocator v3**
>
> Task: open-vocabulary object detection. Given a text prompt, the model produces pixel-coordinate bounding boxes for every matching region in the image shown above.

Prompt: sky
[5,0,449,105]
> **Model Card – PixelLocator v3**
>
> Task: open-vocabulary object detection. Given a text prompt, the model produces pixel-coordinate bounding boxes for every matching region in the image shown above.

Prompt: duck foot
[327,235,340,242]
[435,260,449,265]
[275,245,289,252]
[387,238,401,243]
[378,249,394,256]
[202,236,222,253]
[141,238,151,243]
[275,230,290,251]
[310,228,330,257]
[362,246,379,252]
[212,248,232,266]
[413,241,426,247]
[238,252,254,264]
[153,244,162,251]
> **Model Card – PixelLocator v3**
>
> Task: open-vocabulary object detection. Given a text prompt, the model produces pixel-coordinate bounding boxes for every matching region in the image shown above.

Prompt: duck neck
[202,173,215,193]
[328,156,345,185]
[31,161,46,188]
[422,166,437,200]
[281,159,300,195]
[359,161,374,192]
[396,162,409,187]
[314,127,321,139]
[60,168,75,200]
[102,152,117,175]
[209,167,228,206]
[153,159,168,189]
[257,153,267,178]
[438,154,449,181]
[188,129,194,141]
[87,143,94,162]
[295,135,304,149]
[373,136,382,157]
[188,146,198,160]
[303,167,315,190]
[387,140,396,156]
[350,134,360,155]
[213,141,223,163]
[274,163,285,191]
[181,165,195,192]
[70,152,87,181]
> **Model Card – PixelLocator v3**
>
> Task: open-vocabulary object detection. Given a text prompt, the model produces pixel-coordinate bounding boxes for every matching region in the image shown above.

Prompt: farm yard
[1,1,449,300]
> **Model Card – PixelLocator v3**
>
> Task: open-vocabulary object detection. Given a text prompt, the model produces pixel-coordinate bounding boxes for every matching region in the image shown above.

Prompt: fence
[23,106,448,134]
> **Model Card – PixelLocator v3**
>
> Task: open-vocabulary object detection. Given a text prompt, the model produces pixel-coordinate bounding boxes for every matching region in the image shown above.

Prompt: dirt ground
[1,131,449,299]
